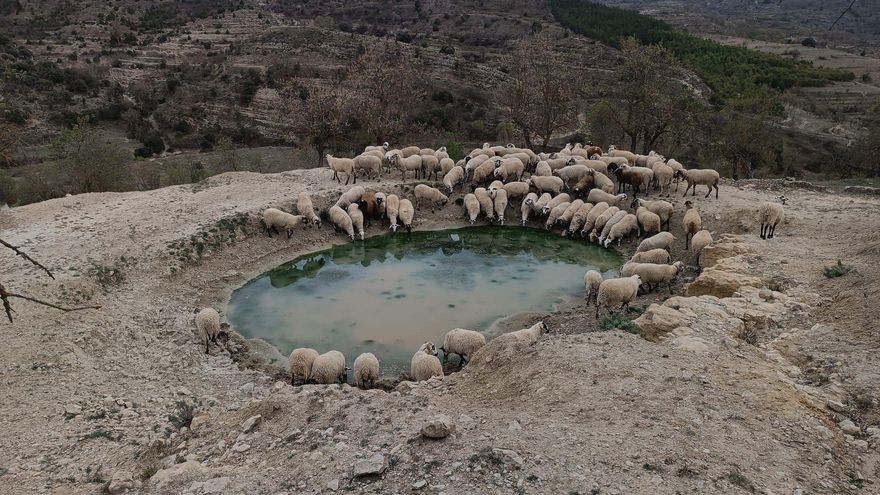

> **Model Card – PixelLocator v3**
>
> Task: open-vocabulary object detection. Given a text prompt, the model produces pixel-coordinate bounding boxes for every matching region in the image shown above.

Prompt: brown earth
[0,169,878,494]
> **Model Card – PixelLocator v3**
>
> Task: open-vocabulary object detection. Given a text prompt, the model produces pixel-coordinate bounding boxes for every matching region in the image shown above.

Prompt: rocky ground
[0,169,878,495]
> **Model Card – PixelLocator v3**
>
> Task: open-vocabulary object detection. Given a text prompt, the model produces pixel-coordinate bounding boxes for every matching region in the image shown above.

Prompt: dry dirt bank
[0,170,878,494]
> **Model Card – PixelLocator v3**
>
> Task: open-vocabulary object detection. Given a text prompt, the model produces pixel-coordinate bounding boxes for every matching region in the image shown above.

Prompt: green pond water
[227,226,622,374]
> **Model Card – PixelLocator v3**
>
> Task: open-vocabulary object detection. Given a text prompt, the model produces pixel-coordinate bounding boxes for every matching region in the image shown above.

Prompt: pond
[227,226,622,374]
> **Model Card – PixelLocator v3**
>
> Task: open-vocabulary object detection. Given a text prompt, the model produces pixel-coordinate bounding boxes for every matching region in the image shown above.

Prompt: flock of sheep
[195,140,789,388]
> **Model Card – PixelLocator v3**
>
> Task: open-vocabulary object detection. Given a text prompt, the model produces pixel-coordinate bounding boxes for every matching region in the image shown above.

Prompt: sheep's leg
[352,171,357,184]
[760,224,765,239]
[205,338,210,354]
[704,185,711,199]
[715,184,719,199]
[685,233,691,250]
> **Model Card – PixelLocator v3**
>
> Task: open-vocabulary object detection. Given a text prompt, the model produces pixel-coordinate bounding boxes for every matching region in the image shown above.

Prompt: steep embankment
[0,171,878,494]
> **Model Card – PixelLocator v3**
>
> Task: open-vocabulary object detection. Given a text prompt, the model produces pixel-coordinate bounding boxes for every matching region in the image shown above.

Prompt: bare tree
[499,39,580,150]
[596,38,693,154]
[287,84,352,167]
[713,110,774,179]
[1,239,100,323]
[345,43,423,145]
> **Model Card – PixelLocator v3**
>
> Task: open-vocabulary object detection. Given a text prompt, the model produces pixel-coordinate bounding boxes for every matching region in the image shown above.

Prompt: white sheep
[288,347,319,385]
[567,202,594,236]
[691,229,713,267]
[603,213,639,247]
[607,145,637,165]
[581,202,610,237]
[494,157,525,182]
[623,261,685,294]
[195,308,224,354]
[327,154,356,185]
[400,145,422,157]
[635,206,661,237]
[533,192,552,215]
[676,168,720,199]
[262,208,304,239]
[534,161,553,176]
[682,200,701,250]
[631,198,674,231]
[308,350,348,385]
[652,162,674,196]
[297,192,321,228]
[502,181,529,202]
[465,154,491,178]
[584,270,603,303]
[364,142,390,153]
[353,153,382,180]
[335,185,365,208]
[474,187,495,222]
[595,209,626,243]
[328,205,355,241]
[493,188,509,224]
[439,157,456,177]
[441,328,486,366]
[421,154,441,180]
[554,164,591,186]
[398,198,415,233]
[497,321,549,345]
[435,146,450,161]
[631,248,671,264]
[593,171,615,194]
[586,189,627,206]
[758,196,787,239]
[386,194,400,231]
[471,159,498,187]
[545,201,572,230]
[526,176,565,195]
[594,275,641,319]
[414,184,449,212]
[353,352,380,389]
[464,193,480,224]
[558,199,585,227]
[347,203,365,241]
[542,193,571,215]
[411,342,443,381]
[636,232,676,252]
[521,192,538,226]
[391,153,424,180]
[442,166,465,194]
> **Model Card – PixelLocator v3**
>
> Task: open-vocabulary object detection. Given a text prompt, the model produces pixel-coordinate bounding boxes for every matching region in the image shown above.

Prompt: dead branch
[829,0,857,30]
[0,282,101,322]
[0,238,55,279]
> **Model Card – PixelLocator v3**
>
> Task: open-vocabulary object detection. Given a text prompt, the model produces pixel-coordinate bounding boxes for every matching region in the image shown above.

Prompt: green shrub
[599,313,638,333]
[823,260,852,278]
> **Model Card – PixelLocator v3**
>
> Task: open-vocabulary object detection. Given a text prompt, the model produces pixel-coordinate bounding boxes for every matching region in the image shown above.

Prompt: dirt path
[0,171,877,494]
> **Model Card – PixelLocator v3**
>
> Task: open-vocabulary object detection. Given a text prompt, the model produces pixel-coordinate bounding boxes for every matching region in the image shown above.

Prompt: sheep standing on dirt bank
[595,275,641,319]
[758,196,787,239]
[682,200,702,250]
[297,192,321,228]
[493,188,509,224]
[586,190,627,207]
[398,199,415,233]
[414,184,449,212]
[676,168,720,199]
[441,328,486,366]
[500,321,549,345]
[386,194,400,231]
[262,208,304,239]
[691,229,713,267]
[623,261,685,294]
[347,203,365,241]
[474,188,495,222]
[464,193,480,224]
[308,350,348,385]
[391,153,424,180]
[195,308,224,354]
[631,248,671,264]
[521,192,538,226]
[354,153,382,180]
[534,161,553,176]
[584,270,603,303]
[526,176,565,195]
[335,186,365,208]
[327,155,356,185]
[636,231,676,252]
[502,181,530,203]
[581,202,610,237]
[542,193,571,215]
[632,198,673,231]
[545,201,572,230]
[635,206,661,238]
[289,348,319,385]
[443,166,465,193]
[567,202,594,236]
[595,209,627,244]
[328,205,355,241]
[604,213,639,247]
[411,342,443,381]
[353,352,380,389]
